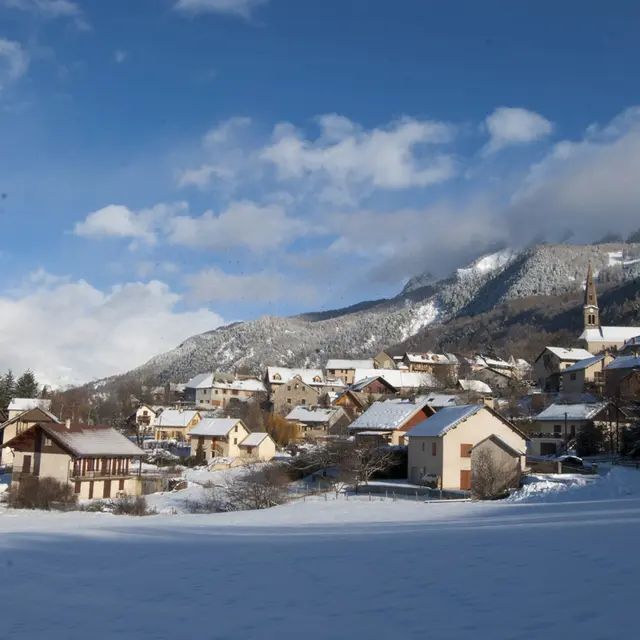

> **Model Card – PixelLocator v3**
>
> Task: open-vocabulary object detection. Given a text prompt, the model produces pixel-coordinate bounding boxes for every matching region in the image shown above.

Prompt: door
[88,481,94,499]
[23,455,32,475]
[103,480,111,499]
[460,469,471,491]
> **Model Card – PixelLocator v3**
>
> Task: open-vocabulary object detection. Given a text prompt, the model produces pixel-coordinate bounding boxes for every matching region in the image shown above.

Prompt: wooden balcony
[72,470,135,480]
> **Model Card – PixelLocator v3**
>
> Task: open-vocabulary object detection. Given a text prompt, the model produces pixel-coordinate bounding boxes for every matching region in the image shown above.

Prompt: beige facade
[0,407,59,467]
[153,410,201,442]
[239,434,277,461]
[272,377,321,414]
[189,419,251,460]
[533,347,593,390]
[373,351,396,370]
[407,406,526,490]
[470,435,522,493]
[560,355,612,394]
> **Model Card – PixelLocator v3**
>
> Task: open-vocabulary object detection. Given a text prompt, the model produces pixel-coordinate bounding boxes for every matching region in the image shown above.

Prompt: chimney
[65,418,71,429]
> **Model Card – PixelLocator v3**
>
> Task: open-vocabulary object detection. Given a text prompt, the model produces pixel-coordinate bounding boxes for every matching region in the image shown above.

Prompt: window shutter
[460,444,472,458]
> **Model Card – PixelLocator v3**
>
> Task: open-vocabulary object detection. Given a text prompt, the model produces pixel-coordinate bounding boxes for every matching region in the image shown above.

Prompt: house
[334,390,369,417]
[579,263,640,352]
[204,379,266,408]
[129,404,158,431]
[560,353,613,395]
[189,419,276,462]
[285,406,347,439]
[603,355,640,398]
[271,375,323,415]
[470,434,525,494]
[352,369,435,393]
[458,379,493,396]
[348,398,435,446]
[405,405,527,490]
[265,367,326,400]
[325,359,375,385]
[7,397,52,421]
[618,335,640,356]
[533,347,594,390]
[401,352,459,381]
[373,351,396,370]
[527,401,611,456]
[0,405,60,467]
[350,376,398,396]
[152,409,201,442]
[2,421,144,499]
[423,393,460,410]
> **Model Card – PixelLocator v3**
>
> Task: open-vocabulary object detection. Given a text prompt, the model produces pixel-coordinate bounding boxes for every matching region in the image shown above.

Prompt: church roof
[579,327,640,344]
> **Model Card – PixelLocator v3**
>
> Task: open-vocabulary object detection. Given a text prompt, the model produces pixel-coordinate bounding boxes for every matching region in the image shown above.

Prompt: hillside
[111,242,640,383]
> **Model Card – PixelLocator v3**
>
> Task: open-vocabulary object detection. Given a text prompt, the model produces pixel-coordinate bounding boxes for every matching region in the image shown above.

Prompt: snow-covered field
[2,470,640,639]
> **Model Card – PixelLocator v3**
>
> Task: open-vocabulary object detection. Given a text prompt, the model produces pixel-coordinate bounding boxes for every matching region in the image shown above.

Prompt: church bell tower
[583,262,600,330]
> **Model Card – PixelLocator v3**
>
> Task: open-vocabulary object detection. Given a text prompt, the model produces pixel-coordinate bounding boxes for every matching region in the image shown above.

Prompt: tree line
[0,369,44,411]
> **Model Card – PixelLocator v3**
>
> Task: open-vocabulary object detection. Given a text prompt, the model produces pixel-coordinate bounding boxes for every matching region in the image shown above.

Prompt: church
[578,263,640,352]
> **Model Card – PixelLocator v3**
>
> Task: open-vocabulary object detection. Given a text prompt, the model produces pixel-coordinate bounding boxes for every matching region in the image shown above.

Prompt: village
[1,264,639,509]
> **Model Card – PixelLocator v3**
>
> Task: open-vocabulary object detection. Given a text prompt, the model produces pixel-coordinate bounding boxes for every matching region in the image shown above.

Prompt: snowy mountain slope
[113,242,640,383]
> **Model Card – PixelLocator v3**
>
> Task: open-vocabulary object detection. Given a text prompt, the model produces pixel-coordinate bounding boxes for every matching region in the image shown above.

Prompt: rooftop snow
[286,406,340,423]
[604,355,640,371]
[153,410,199,427]
[348,399,430,431]
[267,367,325,386]
[239,432,270,447]
[350,376,396,392]
[353,369,435,389]
[578,327,640,343]
[326,359,375,370]
[8,398,52,412]
[185,373,214,389]
[536,402,608,421]
[212,379,266,393]
[544,347,593,361]
[458,379,493,394]
[404,352,459,365]
[406,405,484,437]
[562,354,607,373]
[422,393,459,408]
[189,418,240,437]
[41,424,144,457]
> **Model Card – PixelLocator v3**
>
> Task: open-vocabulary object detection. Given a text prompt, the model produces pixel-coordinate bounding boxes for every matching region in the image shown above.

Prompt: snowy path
[1,489,640,639]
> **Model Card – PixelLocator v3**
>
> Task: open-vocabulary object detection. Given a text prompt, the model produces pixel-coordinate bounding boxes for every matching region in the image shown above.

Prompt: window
[287,385,291,391]
[554,425,562,435]
[232,390,239,396]
[234,425,238,432]
[119,479,125,491]
[460,444,472,458]
[143,410,148,416]
[570,373,577,381]
[422,442,425,452]
[301,399,306,405]
[44,437,52,446]
[233,438,237,445]
[431,442,437,456]
[247,447,253,454]
[295,383,299,390]
[74,481,81,494]
[287,398,292,404]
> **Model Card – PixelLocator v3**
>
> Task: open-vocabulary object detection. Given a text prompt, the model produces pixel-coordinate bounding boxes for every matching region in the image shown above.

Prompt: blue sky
[1,0,640,383]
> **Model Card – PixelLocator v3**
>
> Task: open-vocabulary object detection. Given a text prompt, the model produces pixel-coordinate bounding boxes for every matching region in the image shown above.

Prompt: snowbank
[508,468,640,503]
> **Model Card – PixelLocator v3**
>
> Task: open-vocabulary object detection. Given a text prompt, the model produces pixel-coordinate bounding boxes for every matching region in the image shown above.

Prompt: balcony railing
[72,469,134,479]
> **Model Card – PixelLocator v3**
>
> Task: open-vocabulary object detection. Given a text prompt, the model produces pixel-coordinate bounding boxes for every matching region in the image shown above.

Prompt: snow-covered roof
[403,352,459,365]
[266,367,325,386]
[469,355,513,370]
[286,406,341,423]
[579,326,640,344]
[562,354,607,373]
[353,369,435,389]
[239,432,271,447]
[325,377,346,387]
[422,393,459,408]
[189,418,240,437]
[326,359,375,370]
[348,398,431,431]
[38,424,144,457]
[405,405,484,437]
[621,335,640,349]
[185,373,214,389]
[350,376,397,392]
[458,379,493,394]
[152,409,199,427]
[8,398,52,413]
[544,347,593,361]
[604,355,640,371]
[536,402,608,421]
[212,379,266,393]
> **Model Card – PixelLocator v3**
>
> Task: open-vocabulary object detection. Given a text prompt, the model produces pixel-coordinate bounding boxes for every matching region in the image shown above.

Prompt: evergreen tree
[195,439,206,464]
[15,370,39,399]
[0,370,16,410]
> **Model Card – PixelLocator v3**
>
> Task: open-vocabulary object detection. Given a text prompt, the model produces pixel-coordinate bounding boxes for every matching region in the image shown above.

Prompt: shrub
[6,476,77,511]
[111,495,156,516]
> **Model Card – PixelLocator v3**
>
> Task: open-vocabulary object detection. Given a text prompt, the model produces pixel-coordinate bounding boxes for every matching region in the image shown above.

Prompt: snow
[536,401,607,421]
[189,418,239,437]
[326,359,374,370]
[456,248,515,279]
[285,406,341,423]
[604,355,640,370]
[152,409,199,428]
[405,300,439,337]
[352,368,435,389]
[545,346,593,361]
[45,424,145,457]
[7,398,52,412]
[406,404,482,437]
[3,468,640,638]
[348,398,431,431]
[579,326,640,343]
[607,250,640,267]
[458,379,492,394]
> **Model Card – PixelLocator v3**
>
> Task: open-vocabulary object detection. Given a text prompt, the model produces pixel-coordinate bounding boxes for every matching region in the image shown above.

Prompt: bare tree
[224,463,290,510]
[347,442,397,492]
[471,449,520,500]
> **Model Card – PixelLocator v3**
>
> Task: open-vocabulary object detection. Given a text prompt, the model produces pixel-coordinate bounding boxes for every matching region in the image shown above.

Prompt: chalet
[348,397,435,446]
[533,347,594,391]
[285,406,347,439]
[0,405,60,467]
[152,409,201,442]
[2,421,144,499]
[188,419,275,462]
[406,405,527,490]
[325,359,375,385]
[401,352,459,379]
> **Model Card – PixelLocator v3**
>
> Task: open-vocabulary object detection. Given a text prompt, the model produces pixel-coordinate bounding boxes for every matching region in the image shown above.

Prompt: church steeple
[584,262,599,330]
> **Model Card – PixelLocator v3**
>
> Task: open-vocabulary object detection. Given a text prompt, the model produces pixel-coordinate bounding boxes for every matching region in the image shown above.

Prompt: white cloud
[136,261,180,278]
[1,0,89,29]
[168,200,307,252]
[173,0,267,19]
[176,164,237,189]
[114,50,128,64]
[483,107,553,155]
[260,114,456,204]
[184,267,312,303]
[203,116,252,146]
[73,203,187,248]
[0,272,223,385]
[0,39,29,91]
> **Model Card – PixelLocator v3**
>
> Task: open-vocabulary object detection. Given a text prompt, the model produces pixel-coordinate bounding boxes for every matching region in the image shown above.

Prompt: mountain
[113,242,640,384]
